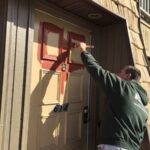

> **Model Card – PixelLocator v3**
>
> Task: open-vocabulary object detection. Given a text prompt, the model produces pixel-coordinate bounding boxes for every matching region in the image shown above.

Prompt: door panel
[67,72,83,102]
[41,22,64,61]
[41,71,61,104]
[27,10,91,150]
[68,32,85,64]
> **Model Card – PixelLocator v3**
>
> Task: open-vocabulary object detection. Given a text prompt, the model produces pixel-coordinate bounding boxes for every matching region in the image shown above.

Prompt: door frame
[27,2,100,150]
[28,2,134,150]
[0,0,34,149]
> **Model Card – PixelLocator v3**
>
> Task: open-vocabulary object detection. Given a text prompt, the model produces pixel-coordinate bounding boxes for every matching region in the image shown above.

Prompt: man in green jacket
[78,42,148,150]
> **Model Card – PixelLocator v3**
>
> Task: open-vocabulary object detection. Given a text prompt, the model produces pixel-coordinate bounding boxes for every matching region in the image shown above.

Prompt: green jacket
[81,52,148,150]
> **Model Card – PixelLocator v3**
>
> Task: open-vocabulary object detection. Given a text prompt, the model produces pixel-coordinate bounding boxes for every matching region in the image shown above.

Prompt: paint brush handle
[71,42,94,49]
[86,45,94,49]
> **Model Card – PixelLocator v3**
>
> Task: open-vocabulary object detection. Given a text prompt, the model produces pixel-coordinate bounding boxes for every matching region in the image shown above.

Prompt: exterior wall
[0,0,7,107]
[93,0,150,135]
[141,20,150,57]
[0,0,7,148]
[0,0,33,150]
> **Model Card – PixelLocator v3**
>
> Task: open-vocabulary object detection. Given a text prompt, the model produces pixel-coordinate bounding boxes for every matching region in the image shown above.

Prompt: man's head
[117,65,141,81]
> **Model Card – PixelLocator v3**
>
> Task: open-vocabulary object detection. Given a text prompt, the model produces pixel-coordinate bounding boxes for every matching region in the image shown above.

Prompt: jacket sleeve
[81,51,125,94]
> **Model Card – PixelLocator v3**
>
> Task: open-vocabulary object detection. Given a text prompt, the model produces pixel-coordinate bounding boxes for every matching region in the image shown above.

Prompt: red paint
[61,71,67,94]
[38,22,85,94]
[42,22,64,61]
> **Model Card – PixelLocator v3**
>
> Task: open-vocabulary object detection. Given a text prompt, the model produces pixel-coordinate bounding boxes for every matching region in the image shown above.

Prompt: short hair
[125,66,141,81]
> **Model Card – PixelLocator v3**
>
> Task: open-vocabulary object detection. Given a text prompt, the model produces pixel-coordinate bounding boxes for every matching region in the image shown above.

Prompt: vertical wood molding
[0,0,7,107]
[0,0,34,150]
[0,0,8,149]
[0,0,18,149]
[9,0,34,150]
[20,1,34,150]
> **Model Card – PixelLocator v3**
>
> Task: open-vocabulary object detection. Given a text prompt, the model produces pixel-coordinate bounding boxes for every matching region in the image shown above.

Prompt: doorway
[27,10,92,150]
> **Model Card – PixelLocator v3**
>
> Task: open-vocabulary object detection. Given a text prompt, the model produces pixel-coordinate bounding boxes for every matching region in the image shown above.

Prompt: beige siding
[141,21,150,57]
[98,23,132,72]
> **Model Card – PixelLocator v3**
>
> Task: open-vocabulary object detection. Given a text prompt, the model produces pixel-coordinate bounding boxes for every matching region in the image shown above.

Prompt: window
[140,0,150,14]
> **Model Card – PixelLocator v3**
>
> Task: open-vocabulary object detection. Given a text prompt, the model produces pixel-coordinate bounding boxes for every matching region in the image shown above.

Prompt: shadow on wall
[27,31,86,149]
[28,59,68,150]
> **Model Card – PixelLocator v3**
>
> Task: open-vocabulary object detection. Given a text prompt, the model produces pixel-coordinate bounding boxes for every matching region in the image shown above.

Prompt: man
[78,42,148,150]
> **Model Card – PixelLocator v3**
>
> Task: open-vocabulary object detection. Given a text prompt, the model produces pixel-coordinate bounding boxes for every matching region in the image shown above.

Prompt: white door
[27,10,91,150]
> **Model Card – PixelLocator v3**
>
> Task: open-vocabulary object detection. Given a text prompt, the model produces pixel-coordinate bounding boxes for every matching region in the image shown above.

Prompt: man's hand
[74,42,94,52]
[74,42,87,52]
[79,42,87,52]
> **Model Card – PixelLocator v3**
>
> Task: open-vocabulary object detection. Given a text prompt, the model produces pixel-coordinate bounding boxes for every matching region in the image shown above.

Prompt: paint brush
[71,42,94,49]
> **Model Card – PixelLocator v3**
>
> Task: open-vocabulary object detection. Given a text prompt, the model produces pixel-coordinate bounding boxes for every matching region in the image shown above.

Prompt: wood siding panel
[9,0,31,148]
[141,22,150,57]
[136,64,150,82]
[134,49,147,65]
[0,0,7,107]
[112,1,119,14]
[130,0,139,17]
[0,0,33,150]
[95,21,134,148]
[118,0,132,9]
[129,12,138,32]
[0,0,7,148]
[98,23,132,73]
[0,0,19,149]
[130,30,143,49]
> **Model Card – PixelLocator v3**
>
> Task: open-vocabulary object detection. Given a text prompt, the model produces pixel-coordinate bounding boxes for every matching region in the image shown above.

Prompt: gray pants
[97,144,127,150]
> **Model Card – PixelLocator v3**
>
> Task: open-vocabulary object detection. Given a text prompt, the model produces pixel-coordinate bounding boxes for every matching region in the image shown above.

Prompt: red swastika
[37,22,85,94]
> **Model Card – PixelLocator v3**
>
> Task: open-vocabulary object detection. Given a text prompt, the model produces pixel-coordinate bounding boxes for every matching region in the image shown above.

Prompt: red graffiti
[37,22,85,94]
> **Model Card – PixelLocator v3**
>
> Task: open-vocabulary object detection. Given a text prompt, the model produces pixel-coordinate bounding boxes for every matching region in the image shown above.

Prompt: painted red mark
[38,22,85,94]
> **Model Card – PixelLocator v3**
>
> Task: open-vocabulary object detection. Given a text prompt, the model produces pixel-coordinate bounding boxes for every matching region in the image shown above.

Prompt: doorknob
[83,106,90,124]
